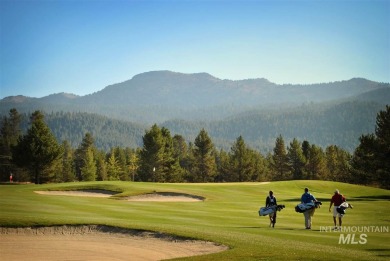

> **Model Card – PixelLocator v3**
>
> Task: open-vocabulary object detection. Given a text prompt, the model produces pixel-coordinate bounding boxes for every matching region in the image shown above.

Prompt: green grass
[1,180,389,260]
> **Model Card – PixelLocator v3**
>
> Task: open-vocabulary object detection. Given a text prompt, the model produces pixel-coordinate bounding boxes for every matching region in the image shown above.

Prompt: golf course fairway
[0,180,389,260]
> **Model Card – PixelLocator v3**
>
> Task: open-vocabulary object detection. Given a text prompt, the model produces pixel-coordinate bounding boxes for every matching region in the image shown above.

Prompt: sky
[0,0,389,98]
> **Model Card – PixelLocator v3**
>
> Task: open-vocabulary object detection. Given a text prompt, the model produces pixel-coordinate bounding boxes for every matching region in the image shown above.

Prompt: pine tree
[215,149,230,182]
[304,144,326,180]
[375,105,390,188]
[74,133,96,181]
[173,134,187,164]
[81,147,96,181]
[137,124,165,182]
[127,148,139,181]
[193,129,216,182]
[302,140,310,160]
[325,145,351,182]
[271,135,291,180]
[287,138,306,180]
[182,142,196,182]
[351,134,378,185]
[351,105,390,188]
[160,127,183,182]
[61,140,76,182]
[107,150,121,180]
[12,111,63,184]
[114,147,127,180]
[0,108,23,181]
[250,149,268,182]
[95,151,107,181]
[138,125,184,182]
[229,136,254,182]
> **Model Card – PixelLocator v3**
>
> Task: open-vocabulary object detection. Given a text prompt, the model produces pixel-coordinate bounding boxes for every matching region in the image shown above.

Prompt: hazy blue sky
[1,0,389,98]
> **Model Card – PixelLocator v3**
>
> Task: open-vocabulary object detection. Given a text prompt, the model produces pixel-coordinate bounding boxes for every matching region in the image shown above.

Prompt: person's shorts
[333,206,343,217]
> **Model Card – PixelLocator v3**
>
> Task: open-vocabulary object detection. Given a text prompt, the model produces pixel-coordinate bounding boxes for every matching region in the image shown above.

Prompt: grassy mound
[0,180,389,260]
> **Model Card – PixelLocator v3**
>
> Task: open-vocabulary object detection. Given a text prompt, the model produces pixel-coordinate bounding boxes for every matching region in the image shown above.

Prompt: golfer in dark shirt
[266,191,277,228]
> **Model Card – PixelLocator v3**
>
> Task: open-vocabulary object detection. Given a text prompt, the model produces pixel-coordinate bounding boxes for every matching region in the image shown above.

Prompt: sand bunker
[0,225,227,261]
[35,189,118,197]
[35,190,204,202]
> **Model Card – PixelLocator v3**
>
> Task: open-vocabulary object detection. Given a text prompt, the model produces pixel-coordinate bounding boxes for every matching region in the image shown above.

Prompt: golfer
[301,187,317,229]
[266,191,277,228]
[329,189,345,230]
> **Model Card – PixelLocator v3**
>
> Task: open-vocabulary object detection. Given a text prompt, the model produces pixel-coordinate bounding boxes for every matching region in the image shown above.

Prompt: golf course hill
[0,180,389,260]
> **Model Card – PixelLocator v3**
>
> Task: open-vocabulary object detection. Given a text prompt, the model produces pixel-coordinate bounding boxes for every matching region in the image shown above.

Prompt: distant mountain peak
[45,92,79,99]
[1,95,33,103]
[131,70,220,81]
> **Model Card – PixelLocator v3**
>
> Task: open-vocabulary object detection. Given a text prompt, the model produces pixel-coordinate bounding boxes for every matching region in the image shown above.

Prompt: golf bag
[259,204,285,216]
[295,201,322,213]
[336,202,353,215]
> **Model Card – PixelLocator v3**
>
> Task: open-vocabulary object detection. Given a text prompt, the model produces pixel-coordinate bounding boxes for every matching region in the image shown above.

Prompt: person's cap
[335,189,339,194]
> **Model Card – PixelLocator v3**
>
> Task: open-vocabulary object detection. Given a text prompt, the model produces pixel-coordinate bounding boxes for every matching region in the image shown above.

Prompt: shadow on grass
[277,195,390,202]
[282,198,329,202]
[367,249,390,252]
[367,248,390,258]
[237,226,313,231]
[351,195,390,201]
[0,182,32,185]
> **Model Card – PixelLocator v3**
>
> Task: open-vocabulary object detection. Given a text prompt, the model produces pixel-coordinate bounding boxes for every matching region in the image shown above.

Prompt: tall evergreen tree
[0,108,23,181]
[160,127,183,182]
[271,135,291,180]
[61,140,76,182]
[137,124,164,182]
[325,145,351,182]
[215,149,230,182]
[173,134,187,164]
[304,144,326,180]
[375,105,390,188]
[81,147,96,181]
[351,106,390,188]
[229,136,254,182]
[74,133,96,181]
[182,142,196,182]
[138,125,184,182]
[12,111,63,184]
[114,147,127,180]
[126,148,139,181]
[193,129,216,182]
[302,140,310,160]
[287,138,306,180]
[107,150,121,180]
[95,151,107,181]
[250,149,269,182]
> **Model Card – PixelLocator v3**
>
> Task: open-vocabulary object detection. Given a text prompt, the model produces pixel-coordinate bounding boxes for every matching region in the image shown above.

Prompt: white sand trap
[126,192,204,202]
[35,190,204,202]
[0,225,227,261]
[35,190,118,197]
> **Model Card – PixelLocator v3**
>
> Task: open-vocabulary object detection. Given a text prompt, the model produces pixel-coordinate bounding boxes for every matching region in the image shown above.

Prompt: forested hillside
[18,112,145,151]
[163,101,386,152]
[12,100,387,153]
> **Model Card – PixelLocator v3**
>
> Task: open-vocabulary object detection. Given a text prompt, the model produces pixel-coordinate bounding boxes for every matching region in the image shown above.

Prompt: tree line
[0,106,389,189]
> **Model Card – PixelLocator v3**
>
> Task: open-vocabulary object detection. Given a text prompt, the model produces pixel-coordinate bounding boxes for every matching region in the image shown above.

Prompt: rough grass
[0,180,389,260]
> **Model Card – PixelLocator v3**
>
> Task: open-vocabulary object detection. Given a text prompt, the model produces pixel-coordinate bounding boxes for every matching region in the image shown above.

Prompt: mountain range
[1,70,389,152]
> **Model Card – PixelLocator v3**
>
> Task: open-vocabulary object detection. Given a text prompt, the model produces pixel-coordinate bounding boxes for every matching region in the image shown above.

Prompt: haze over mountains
[1,71,389,152]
